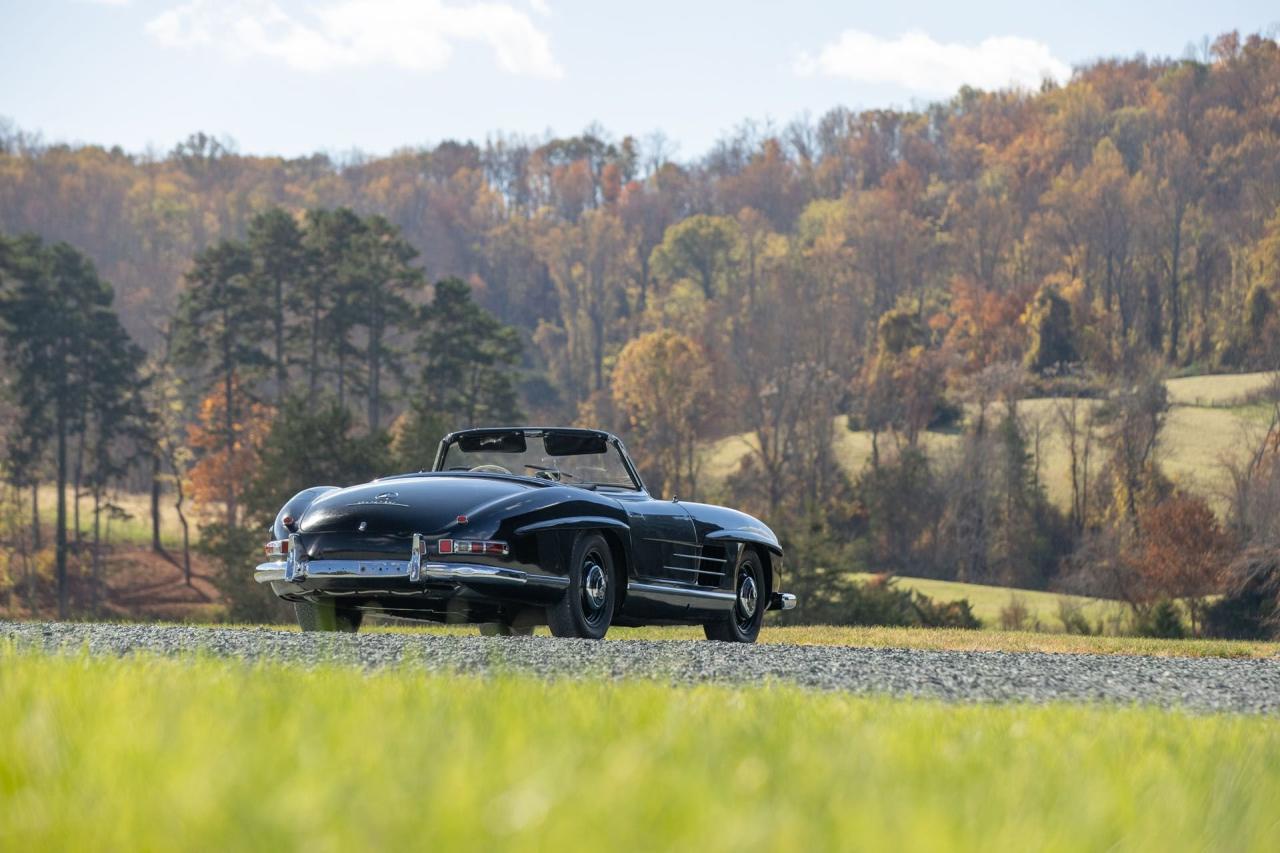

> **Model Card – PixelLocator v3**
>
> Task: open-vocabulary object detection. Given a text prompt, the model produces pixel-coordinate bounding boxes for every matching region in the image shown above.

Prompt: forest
[3,30,1280,635]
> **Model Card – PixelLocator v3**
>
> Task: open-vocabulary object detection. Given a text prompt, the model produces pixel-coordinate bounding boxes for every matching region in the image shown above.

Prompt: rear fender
[272,487,340,540]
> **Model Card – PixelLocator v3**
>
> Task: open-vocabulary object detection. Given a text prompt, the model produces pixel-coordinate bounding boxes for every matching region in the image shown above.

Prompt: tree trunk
[55,404,68,620]
[275,274,287,405]
[309,295,321,398]
[91,488,102,612]
[1168,225,1182,363]
[73,422,85,549]
[151,454,163,553]
[223,303,236,528]
[31,481,40,551]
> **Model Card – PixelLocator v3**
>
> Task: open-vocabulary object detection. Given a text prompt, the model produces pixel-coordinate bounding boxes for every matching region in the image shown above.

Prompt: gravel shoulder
[4,621,1279,714]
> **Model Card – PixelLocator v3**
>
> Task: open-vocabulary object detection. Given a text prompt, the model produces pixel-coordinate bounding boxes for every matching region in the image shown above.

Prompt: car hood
[298,474,544,538]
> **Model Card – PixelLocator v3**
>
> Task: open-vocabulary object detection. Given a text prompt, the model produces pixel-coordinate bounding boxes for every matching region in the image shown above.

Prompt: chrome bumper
[256,533,565,589]
[769,592,797,611]
[254,559,564,587]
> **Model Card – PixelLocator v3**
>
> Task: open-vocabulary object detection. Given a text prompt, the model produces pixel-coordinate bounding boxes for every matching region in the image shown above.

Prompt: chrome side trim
[661,565,726,578]
[627,581,736,603]
[671,552,726,563]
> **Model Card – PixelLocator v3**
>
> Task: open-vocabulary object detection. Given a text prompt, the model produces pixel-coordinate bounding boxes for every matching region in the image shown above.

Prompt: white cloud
[145,0,564,78]
[796,29,1070,94]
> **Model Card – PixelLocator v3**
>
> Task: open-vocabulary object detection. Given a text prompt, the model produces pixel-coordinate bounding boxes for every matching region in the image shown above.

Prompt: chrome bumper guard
[769,592,797,611]
[255,532,564,588]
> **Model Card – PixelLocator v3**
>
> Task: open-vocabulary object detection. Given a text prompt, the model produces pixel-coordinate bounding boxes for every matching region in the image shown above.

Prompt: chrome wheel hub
[583,560,608,610]
[738,574,758,619]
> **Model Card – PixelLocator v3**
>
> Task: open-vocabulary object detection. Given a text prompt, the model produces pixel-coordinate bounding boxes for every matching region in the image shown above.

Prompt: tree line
[3,31,1280,632]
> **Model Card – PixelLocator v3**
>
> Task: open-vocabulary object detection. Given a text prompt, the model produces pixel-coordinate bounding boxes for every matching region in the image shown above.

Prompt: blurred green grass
[3,648,1279,851]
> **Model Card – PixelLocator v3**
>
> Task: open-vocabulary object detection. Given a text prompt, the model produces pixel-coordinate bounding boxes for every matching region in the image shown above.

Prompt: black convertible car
[256,427,793,641]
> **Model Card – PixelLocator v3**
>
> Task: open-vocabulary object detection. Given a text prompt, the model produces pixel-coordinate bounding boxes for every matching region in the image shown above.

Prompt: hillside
[702,372,1278,513]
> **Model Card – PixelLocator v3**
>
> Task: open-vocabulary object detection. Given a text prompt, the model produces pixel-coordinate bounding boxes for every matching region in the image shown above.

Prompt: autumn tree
[1134,492,1233,633]
[173,239,268,525]
[612,330,712,499]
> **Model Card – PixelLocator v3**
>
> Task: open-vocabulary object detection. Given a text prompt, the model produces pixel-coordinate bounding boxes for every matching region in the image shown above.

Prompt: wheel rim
[735,567,759,631]
[581,550,609,626]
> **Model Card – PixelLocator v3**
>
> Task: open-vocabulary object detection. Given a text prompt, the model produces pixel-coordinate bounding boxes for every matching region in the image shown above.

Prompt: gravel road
[4,621,1279,714]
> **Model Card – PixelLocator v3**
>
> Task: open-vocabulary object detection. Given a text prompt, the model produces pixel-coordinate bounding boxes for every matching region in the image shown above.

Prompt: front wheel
[546,532,617,639]
[704,549,765,643]
[295,600,363,633]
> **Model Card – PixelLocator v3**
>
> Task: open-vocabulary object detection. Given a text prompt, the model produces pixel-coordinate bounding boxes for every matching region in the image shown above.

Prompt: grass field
[847,572,1125,631]
[701,373,1280,513]
[31,485,204,549]
[3,649,1279,851]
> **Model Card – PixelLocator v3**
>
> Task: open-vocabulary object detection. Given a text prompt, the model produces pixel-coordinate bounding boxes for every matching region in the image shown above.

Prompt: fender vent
[698,545,729,587]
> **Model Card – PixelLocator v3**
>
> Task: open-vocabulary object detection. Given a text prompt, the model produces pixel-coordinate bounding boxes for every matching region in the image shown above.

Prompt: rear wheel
[295,600,363,633]
[704,549,765,643]
[547,532,617,640]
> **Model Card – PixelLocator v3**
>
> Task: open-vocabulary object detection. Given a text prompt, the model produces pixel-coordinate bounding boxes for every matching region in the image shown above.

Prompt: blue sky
[1,0,1277,159]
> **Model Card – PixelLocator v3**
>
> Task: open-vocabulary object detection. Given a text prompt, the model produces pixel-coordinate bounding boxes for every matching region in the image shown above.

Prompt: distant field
[3,649,1278,851]
[701,372,1280,512]
[30,485,207,549]
[847,572,1124,632]
[1165,371,1276,406]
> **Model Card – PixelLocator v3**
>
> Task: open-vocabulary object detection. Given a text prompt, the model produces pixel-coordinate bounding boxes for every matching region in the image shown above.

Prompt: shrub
[796,572,981,630]
[1056,598,1097,635]
[1135,600,1186,639]
[1204,548,1280,639]
[912,593,982,630]
[999,595,1034,631]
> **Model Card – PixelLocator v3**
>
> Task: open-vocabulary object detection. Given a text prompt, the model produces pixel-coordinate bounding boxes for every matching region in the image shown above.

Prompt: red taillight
[264,539,290,558]
[437,539,508,557]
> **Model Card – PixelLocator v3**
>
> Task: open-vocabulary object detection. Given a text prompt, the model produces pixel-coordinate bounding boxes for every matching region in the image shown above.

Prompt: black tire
[547,532,617,639]
[704,549,765,643]
[295,600,363,633]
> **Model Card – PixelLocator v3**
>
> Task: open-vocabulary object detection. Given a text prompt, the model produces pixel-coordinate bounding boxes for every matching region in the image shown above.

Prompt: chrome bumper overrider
[255,532,567,589]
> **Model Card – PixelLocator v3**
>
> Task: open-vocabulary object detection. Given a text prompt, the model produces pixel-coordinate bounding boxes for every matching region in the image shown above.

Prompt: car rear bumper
[254,555,565,589]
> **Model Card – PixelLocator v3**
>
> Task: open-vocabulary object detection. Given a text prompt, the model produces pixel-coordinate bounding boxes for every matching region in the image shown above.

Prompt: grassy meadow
[701,372,1279,513]
[846,572,1125,631]
[2,648,1279,852]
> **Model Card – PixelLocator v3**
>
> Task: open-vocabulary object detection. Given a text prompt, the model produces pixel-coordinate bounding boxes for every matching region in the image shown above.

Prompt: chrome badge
[347,490,409,508]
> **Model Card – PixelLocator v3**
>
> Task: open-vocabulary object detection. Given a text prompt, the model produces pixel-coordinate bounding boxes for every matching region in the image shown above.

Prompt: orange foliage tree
[1134,493,1234,633]
[612,329,713,500]
[185,378,272,527]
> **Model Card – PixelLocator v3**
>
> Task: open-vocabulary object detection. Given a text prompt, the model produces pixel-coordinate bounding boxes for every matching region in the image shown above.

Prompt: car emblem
[347,490,409,508]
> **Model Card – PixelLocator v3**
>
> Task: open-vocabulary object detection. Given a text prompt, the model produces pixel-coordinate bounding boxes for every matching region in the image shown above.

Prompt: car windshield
[436,431,639,490]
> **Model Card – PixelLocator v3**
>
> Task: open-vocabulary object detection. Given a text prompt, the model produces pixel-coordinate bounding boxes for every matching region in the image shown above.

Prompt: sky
[1,0,1277,160]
